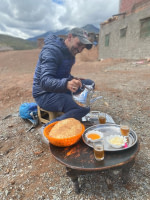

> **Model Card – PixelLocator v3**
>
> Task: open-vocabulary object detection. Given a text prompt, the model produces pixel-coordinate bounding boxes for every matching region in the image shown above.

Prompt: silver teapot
[72,83,103,107]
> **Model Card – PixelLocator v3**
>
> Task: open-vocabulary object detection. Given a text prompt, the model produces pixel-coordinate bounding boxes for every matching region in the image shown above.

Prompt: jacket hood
[44,34,69,52]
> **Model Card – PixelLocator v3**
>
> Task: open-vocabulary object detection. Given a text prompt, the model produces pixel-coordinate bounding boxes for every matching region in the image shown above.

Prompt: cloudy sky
[0,0,120,39]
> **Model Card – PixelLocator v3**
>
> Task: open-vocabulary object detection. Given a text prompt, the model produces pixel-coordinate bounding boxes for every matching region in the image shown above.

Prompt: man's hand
[67,78,82,93]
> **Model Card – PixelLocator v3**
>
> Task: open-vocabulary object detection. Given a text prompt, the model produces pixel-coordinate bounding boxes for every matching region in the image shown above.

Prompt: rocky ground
[0,48,150,200]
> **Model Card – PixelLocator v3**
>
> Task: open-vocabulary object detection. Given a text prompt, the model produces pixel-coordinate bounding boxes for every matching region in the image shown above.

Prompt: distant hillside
[28,24,99,41]
[0,24,99,50]
[28,28,71,41]
[0,34,37,51]
[27,31,53,42]
[54,28,71,36]
[82,24,99,33]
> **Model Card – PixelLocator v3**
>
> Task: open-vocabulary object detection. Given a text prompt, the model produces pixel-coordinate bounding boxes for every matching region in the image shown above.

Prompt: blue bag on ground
[19,102,38,127]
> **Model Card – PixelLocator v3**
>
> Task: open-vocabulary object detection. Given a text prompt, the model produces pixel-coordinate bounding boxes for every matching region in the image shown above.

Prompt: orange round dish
[85,130,103,142]
[87,133,101,140]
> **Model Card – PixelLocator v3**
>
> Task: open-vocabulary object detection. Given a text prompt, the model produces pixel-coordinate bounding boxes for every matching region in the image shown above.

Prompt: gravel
[0,61,150,200]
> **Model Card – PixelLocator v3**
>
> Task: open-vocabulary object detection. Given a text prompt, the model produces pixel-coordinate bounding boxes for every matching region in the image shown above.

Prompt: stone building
[98,0,150,59]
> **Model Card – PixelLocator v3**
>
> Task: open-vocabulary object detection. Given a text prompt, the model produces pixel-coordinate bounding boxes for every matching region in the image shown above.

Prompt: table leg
[66,167,80,194]
[121,160,135,184]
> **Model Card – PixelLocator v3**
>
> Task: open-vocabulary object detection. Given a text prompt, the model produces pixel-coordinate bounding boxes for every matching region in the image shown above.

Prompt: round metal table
[50,138,140,193]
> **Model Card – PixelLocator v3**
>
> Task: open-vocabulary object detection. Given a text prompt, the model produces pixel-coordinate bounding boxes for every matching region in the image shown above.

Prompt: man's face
[68,36,86,56]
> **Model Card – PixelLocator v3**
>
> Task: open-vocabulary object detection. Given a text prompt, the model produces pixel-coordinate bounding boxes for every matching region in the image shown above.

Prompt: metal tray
[82,111,115,124]
[82,123,138,151]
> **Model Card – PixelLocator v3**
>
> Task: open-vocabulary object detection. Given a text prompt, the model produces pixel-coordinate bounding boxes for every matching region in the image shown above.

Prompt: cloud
[0,0,119,39]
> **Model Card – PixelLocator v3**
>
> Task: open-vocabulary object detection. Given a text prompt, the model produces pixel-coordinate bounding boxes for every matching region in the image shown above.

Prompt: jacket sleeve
[39,46,70,93]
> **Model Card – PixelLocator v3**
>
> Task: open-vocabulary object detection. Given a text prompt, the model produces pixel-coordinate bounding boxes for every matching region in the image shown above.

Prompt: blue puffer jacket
[32,35,75,98]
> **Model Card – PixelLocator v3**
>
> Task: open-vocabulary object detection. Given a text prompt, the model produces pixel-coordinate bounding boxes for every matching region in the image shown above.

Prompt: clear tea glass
[120,120,130,138]
[98,112,106,124]
[93,140,104,161]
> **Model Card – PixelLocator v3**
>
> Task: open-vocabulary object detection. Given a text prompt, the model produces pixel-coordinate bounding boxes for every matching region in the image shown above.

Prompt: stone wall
[120,0,143,13]
[98,6,150,60]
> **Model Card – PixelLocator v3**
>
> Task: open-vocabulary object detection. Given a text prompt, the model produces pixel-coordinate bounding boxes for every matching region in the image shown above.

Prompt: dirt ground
[0,47,150,200]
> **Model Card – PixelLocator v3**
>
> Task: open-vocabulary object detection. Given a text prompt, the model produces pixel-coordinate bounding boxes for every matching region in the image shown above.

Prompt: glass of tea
[98,112,106,124]
[93,140,104,161]
[120,120,130,137]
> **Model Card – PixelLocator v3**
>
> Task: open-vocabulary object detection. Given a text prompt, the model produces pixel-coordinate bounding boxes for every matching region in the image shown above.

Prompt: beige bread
[49,118,82,139]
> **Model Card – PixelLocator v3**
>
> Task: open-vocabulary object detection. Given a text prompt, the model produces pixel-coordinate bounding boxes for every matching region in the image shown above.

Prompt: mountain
[28,28,70,41]
[27,24,99,41]
[0,34,37,50]
[27,31,53,41]
[0,24,99,50]
[54,27,71,36]
[82,24,99,34]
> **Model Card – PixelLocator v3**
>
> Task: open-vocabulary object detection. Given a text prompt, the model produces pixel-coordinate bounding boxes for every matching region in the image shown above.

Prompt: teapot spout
[90,96,103,104]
